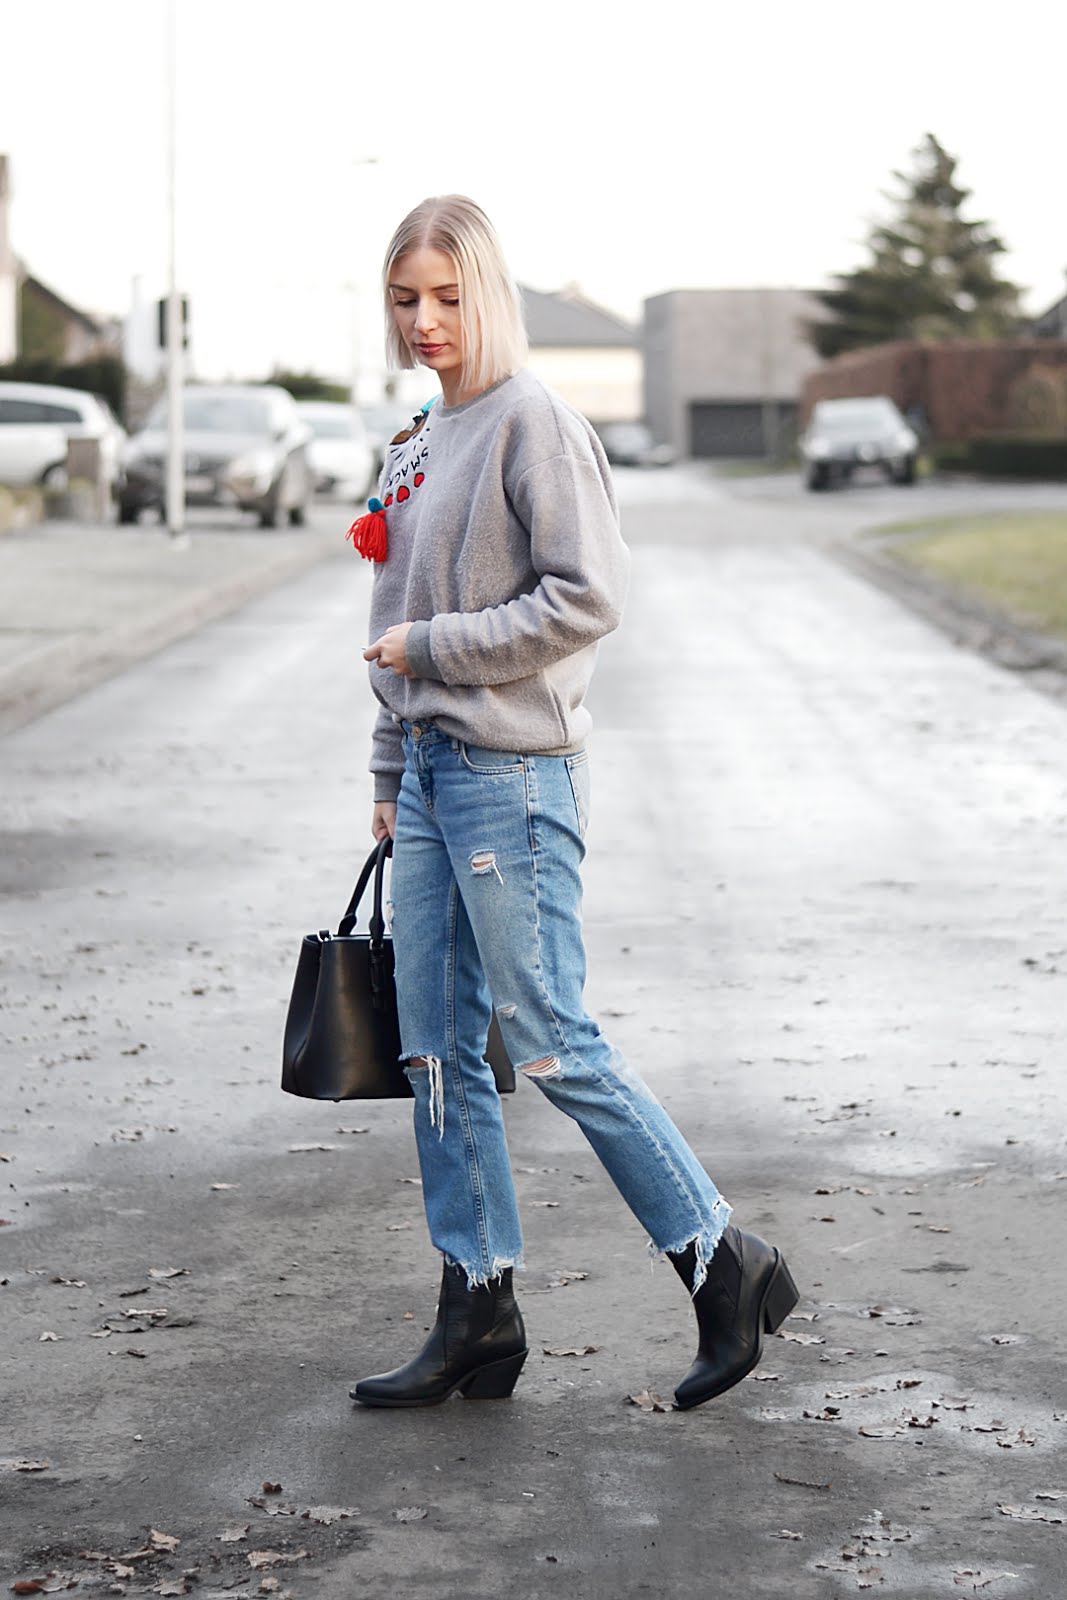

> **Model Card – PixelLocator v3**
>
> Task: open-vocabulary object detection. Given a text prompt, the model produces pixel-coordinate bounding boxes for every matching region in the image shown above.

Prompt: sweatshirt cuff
[373,772,402,804]
[405,620,445,682]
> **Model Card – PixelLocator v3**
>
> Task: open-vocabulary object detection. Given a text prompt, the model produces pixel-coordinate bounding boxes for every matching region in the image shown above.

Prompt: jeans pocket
[458,742,525,775]
[565,751,590,838]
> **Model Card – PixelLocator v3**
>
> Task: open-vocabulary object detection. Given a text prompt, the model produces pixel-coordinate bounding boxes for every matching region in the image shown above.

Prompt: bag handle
[336,836,392,940]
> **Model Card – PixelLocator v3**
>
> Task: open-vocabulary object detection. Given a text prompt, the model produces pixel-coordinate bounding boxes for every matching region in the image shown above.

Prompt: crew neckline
[437,372,519,416]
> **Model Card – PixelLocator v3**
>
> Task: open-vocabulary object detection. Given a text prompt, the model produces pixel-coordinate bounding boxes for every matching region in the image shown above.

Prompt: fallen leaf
[775,1330,824,1345]
[627,1390,671,1413]
[108,1564,136,1579]
[997,1428,1037,1448]
[210,1182,239,1190]
[246,1497,298,1516]
[386,1221,413,1231]
[543,1345,599,1357]
[258,1581,280,1594]
[148,1530,180,1552]
[953,1572,1019,1589]
[989,1334,1021,1345]
[336,1126,369,1134]
[545,1270,589,1288]
[770,1529,804,1540]
[531,1200,560,1208]
[219,1526,249,1542]
[262,1481,283,1494]
[38,1331,60,1342]
[1035,1491,1066,1501]
[397,1177,422,1186]
[936,1394,971,1411]
[858,1422,905,1439]
[895,1378,923,1390]
[118,1286,149,1298]
[51,1277,87,1288]
[759,1408,789,1420]
[122,1307,169,1322]
[393,1507,428,1522]
[153,1583,188,1596]
[788,1310,821,1322]
[826,1384,884,1400]
[300,1506,357,1525]
[247,1550,309,1568]
[803,1406,842,1421]
[148,1268,188,1280]
[857,1570,884,1590]
[973,1420,1007,1433]
[773,1472,831,1491]
[9,1460,50,1472]
[751,1372,782,1382]
[998,1503,1064,1523]
[287,1143,338,1153]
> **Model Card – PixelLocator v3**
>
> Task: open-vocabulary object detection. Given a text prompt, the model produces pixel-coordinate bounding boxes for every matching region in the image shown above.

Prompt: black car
[800,396,918,491]
[119,385,313,526]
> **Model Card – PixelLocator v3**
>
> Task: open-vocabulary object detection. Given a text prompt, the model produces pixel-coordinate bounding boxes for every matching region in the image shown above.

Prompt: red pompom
[346,507,388,563]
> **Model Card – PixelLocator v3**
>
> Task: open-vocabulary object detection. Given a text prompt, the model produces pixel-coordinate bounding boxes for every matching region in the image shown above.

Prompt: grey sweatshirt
[366,370,630,802]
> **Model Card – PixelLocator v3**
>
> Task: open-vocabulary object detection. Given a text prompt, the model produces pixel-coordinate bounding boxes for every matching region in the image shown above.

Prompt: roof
[22,273,103,336]
[520,285,635,349]
[1033,293,1067,337]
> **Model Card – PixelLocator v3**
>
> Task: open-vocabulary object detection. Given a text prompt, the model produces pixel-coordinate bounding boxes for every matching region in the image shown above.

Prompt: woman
[351,196,797,1410]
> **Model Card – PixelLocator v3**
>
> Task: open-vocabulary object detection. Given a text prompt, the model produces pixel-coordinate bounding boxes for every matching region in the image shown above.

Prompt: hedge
[933,436,1067,480]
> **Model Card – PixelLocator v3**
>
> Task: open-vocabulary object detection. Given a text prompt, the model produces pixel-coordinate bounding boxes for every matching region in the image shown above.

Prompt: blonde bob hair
[382,195,528,395]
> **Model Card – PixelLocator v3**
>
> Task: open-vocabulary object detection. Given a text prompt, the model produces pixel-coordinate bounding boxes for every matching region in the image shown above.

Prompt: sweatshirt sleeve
[412,439,630,688]
[369,701,404,803]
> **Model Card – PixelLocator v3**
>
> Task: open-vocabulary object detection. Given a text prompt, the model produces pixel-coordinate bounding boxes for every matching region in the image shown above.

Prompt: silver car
[801,396,918,491]
[120,384,313,526]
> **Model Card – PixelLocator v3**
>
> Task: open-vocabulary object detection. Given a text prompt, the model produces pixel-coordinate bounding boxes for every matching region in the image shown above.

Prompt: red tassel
[346,500,388,563]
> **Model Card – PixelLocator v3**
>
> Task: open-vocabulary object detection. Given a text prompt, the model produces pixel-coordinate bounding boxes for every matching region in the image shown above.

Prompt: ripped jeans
[390,720,731,1289]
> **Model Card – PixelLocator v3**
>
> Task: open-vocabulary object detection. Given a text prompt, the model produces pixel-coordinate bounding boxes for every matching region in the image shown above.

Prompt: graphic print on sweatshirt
[381,407,434,508]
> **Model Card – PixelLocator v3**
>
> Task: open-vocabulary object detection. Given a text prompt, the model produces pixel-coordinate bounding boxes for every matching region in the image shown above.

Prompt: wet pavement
[1,473,1065,1597]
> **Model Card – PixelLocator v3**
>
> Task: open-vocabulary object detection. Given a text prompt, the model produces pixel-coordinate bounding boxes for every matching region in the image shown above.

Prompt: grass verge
[875,511,1067,644]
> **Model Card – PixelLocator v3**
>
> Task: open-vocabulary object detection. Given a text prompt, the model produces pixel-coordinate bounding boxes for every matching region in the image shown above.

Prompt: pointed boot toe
[670,1226,799,1411]
[350,1264,528,1409]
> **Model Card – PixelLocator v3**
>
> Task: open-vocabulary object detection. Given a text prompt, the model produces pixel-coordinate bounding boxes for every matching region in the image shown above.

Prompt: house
[643,288,825,458]
[0,154,118,368]
[0,157,16,363]
[520,285,640,427]
[1033,282,1067,339]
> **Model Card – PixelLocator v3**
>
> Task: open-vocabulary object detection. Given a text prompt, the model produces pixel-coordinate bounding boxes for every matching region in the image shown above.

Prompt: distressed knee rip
[520,1055,562,1080]
[403,1053,445,1136]
[469,849,504,885]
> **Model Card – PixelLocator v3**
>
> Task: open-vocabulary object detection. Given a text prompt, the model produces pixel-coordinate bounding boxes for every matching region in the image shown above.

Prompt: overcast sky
[2,0,1065,383]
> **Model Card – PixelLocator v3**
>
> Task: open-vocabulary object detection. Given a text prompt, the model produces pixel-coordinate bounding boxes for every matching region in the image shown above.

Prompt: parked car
[120,385,313,526]
[361,401,423,476]
[598,421,675,468]
[295,400,375,501]
[0,381,127,496]
[800,396,918,490]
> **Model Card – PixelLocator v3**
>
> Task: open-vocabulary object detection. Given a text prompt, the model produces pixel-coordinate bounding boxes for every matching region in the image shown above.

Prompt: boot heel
[460,1349,528,1399]
[763,1256,799,1334]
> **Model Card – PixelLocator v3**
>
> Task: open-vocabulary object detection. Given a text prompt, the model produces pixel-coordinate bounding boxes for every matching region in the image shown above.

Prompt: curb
[0,528,344,738]
[829,533,1067,703]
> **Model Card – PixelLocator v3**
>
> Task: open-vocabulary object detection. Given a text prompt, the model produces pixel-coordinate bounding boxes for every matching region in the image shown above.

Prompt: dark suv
[120,385,312,526]
[800,396,918,491]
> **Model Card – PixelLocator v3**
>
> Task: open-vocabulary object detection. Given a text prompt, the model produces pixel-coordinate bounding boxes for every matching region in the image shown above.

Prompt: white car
[295,401,375,501]
[0,381,127,497]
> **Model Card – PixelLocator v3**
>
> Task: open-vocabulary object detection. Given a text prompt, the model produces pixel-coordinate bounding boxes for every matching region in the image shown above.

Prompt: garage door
[688,402,767,458]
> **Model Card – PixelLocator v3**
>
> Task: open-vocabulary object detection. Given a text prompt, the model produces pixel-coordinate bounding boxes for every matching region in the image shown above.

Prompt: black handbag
[282,837,515,1101]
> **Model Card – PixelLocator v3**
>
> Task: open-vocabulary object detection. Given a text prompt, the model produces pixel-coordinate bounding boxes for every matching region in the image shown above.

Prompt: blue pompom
[368,497,384,512]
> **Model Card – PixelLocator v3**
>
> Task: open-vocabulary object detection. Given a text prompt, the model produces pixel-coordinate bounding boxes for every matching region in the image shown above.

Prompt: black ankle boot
[350,1262,528,1408]
[669,1226,798,1410]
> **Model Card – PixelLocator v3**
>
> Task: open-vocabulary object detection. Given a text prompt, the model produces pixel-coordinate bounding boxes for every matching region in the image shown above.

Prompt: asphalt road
[2,472,1066,1598]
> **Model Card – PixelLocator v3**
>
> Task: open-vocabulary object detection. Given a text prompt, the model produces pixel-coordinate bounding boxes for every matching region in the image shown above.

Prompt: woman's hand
[371,802,396,842]
[364,623,415,677]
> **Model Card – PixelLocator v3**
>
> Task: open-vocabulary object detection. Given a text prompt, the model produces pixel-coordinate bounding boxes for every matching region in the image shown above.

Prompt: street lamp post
[164,0,186,544]
[350,158,379,410]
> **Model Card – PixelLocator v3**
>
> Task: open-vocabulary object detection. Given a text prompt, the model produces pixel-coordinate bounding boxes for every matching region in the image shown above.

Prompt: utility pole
[164,0,186,545]
[350,157,379,410]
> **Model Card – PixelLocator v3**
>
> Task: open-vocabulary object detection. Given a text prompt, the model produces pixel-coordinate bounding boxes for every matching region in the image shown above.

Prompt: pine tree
[812,134,1022,358]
